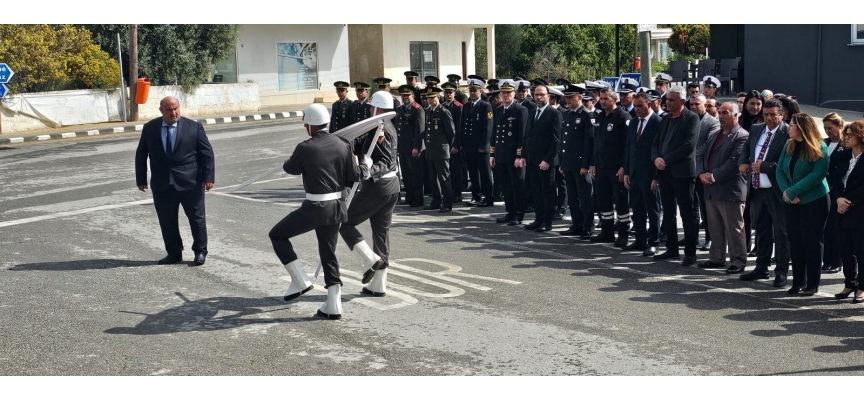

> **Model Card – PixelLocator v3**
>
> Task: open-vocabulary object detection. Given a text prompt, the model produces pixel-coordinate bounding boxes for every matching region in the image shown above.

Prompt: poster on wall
[277,42,318,91]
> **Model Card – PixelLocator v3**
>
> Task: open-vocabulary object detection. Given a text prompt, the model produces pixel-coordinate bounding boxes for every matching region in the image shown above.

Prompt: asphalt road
[1,118,863,377]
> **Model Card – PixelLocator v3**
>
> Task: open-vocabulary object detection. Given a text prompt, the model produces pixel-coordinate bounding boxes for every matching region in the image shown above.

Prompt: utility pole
[615,24,620,77]
[633,24,639,71]
[640,28,652,88]
[129,24,139,121]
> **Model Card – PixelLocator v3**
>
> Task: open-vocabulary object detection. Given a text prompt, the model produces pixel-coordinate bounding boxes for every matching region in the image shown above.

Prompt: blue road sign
[602,77,619,90]
[0,63,14,84]
[619,73,642,88]
[0,84,7,98]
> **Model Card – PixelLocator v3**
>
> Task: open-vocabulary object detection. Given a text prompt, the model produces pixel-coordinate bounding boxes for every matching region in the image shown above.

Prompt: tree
[668,24,710,60]
[0,24,120,94]
[83,24,240,92]
[474,27,487,77]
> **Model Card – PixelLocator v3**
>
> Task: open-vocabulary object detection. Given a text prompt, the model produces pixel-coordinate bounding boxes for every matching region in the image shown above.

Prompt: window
[853,24,864,44]
[277,42,319,91]
[211,48,238,83]
[410,42,438,79]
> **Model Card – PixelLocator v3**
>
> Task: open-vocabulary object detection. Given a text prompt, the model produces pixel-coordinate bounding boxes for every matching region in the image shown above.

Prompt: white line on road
[0,199,153,228]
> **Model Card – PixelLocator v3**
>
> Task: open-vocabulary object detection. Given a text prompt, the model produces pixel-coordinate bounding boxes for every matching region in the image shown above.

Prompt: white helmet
[369,90,394,110]
[302,103,330,126]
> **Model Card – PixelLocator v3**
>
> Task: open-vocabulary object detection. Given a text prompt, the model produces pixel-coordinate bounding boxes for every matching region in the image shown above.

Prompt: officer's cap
[556,78,571,86]
[446,74,462,82]
[398,85,414,95]
[487,78,500,86]
[467,74,485,81]
[423,86,443,97]
[424,76,440,86]
[353,82,370,90]
[646,89,662,100]
[584,80,609,90]
[530,78,548,88]
[334,81,350,89]
[373,77,392,87]
[562,84,582,96]
[468,78,486,89]
[547,86,564,97]
[687,81,700,88]
[404,71,419,78]
[441,82,457,92]
[512,74,527,81]
[499,80,517,92]
[487,84,500,97]
[654,72,673,84]
[618,82,638,94]
[702,75,719,88]
[581,91,594,101]
[516,80,530,91]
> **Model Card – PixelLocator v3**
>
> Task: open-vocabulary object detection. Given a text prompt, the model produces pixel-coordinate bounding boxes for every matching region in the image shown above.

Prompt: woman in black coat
[830,121,864,303]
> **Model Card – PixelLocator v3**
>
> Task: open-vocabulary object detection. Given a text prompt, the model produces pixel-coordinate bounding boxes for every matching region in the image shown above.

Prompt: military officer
[461,78,495,207]
[654,73,673,113]
[413,87,455,212]
[395,84,425,207]
[516,79,536,114]
[446,74,469,104]
[351,82,373,123]
[405,71,422,98]
[491,80,530,225]
[558,86,596,239]
[702,75,720,100]
[330,81,353,132]
[442,82,465,202]
[374,77,402,109]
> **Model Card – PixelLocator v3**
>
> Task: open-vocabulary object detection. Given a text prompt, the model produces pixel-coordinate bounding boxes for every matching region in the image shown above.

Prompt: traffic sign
[0,63,14,84]
[638,24,657,32]
[0,84,7,98]
[619,72,642,88]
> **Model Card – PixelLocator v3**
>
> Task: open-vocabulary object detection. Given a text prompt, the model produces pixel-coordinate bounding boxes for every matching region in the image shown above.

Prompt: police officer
[491,80,530,225]
[618,80,638,118]
[558,86,596,239]
[446,74,469,104]
[394,84,425,207]
[374,77,402,109]
[590,87,633,247]
[339,91,400,297]
[413,87,455,212]
[461,78,495,207]
[442,81,465,202]
[351,82,373,123]
[702,75,720,100]
[271,103,370,319]
[330,81,353,132]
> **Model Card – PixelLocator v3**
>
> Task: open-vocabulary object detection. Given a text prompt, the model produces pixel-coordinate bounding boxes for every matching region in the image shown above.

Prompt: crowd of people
[327,70,864,303]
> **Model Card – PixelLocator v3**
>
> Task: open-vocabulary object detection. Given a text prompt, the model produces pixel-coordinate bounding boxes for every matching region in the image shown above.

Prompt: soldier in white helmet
[339,91,400,296]
[269,103,370,319]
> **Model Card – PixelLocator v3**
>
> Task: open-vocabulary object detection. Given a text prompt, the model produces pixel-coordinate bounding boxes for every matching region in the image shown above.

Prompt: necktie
[165,125,174,159]
[636,118,645,141]
[752,129,773,189]
[535,109,541,121]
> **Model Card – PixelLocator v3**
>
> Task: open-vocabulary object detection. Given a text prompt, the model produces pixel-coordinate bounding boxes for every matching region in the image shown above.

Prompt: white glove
[362,156,373,169]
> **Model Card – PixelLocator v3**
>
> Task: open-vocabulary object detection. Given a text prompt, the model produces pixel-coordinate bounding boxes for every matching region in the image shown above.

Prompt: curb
[0,110,305,145]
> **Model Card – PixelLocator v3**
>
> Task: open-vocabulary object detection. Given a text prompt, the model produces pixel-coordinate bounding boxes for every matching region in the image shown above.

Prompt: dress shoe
[700,240,712,251]
[821,264,831,272]
[579,232,592,240]
[800,286,819,296]
[787,286,802,295]
[496,213,514,223]
[835,288,855,299]
[641,246,657,257]
[772,273,788,288]
[613,236,629,248]
[478,201,494,207]
[524,220,542,230]
[535,222,552,232]
[438,207,452,213]
[653,251,680,261]
[193,253,206,265]
[423,205,440,211]
[559,227,581,236]
[465,200,480,207]
[826,265,841,274]
[682,255,697,266]
[590,232,616,243]
[622,242,648,252]
[725,265,747,274]
[747,250,757,257]
[553,210,565,220]
[158,254,183,265]
[740,268,770,281]
[508,213,524,225]
[698,260,726,269]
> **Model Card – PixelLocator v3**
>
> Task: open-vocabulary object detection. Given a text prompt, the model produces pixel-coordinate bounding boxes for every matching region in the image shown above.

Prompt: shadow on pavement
[8,259,155,271]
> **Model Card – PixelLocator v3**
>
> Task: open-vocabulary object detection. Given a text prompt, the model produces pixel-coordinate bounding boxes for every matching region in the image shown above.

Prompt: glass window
[212,48,238,84]
[410,42,438,79]
[853,24,864,44]
[277,42,319,91]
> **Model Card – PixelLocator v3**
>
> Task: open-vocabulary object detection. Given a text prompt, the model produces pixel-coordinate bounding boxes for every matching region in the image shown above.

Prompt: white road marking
[0,199,153,228]
[37,135,50,141]
[87,130,99,136]
[61,132,76,138]
[113,127,125,133]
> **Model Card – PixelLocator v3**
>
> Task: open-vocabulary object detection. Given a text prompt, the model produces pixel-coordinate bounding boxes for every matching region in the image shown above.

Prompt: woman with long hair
[831,121,864,303]
[738,90,764,131]
[779,97,801,124]
[822,113,846,274]
[776,113,830,295]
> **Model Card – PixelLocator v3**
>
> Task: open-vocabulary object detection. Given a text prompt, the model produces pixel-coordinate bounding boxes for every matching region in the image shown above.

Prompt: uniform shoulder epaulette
[412,103,420,109]
[453,101,462,107]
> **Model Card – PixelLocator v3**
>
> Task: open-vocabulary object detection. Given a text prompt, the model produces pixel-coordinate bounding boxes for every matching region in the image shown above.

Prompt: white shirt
[844,150,862,187]
[753,126,778,188]
[534,104,548,120]
[828,141,840,155]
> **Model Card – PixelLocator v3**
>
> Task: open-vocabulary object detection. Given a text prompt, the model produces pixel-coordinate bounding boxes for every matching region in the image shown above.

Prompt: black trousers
[450,150,466,198]
[526,162,556,223]
[465,151,493,202]
[340,192,399,269]
[786,195,829,288]
[524,168,535,210]
[152,186,207,256]
[496,161,525,214]
[694,180,711,241]
[840,224,864,289]
[269,204,342,288]
[823,195,842,269]
[750,188,790,272]
[630,174,661,245]
[658,172,698,255]
[399,152,424,205]
[555,169,567,209]
[426,158,453,207]
[594,167,630,233]
[563,170,594,234]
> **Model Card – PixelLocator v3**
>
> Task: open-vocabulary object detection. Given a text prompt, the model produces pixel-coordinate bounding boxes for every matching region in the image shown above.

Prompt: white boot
[283,260,314,301]
[353,240,385,284]
[316,284,342,319]
[362,268,387,297]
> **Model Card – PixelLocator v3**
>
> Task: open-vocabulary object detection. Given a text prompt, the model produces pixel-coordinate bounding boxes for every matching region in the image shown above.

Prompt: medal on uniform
[607,123,614,131]
[576,118,581,124]
[590,118,596,125]
[435,125,439,130]
[508,131,512,136]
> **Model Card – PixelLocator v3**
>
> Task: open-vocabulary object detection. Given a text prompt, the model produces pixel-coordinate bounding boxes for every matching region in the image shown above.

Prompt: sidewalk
[0,104,308,145]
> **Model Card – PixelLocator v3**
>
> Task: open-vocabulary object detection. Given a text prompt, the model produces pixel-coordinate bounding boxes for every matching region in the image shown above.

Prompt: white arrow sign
[0,63,14,84]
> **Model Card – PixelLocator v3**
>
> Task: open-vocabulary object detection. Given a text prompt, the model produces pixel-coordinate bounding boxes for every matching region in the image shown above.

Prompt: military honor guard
[491,80,530,225]
[270,104,370,320]
[442,82,465,202]
[351,82,373,123]
[461,77,495,207]
[330,81,354,132]
[395,84,426,207]
[558,85,596,239]
[414,86,456,212]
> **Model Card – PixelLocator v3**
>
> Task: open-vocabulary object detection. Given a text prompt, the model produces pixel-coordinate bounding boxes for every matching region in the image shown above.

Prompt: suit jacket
[135,116,215,192]
[624,112,662,181]
[525,105,562,165]
[695,124,749,202]
[652,108,700,179]
[559,106,595,172]
[460,99,493,152]
[777,141,829,205]
[826,139,845,198]
[828,148,864,228]
[694,113,721,159]
[490,103,529,164]
[416,105,455,160]
[737,121,790,198]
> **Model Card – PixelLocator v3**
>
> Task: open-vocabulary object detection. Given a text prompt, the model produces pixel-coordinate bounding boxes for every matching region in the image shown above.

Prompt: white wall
[236,24,350,106]
[381,25,477,87]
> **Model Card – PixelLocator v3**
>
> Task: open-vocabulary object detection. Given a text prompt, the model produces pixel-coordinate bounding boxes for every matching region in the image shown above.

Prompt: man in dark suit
[414,87,455,212]
[523,85,562,232]
[690,94,721,251]
[558,86,595,239]
[651,85,701,266]
[461,78,494,207]
[623,93,662,256]
[737,99,791,286]
[135,96,215,265]
[696,102,749,273]
[395,85,425,207]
